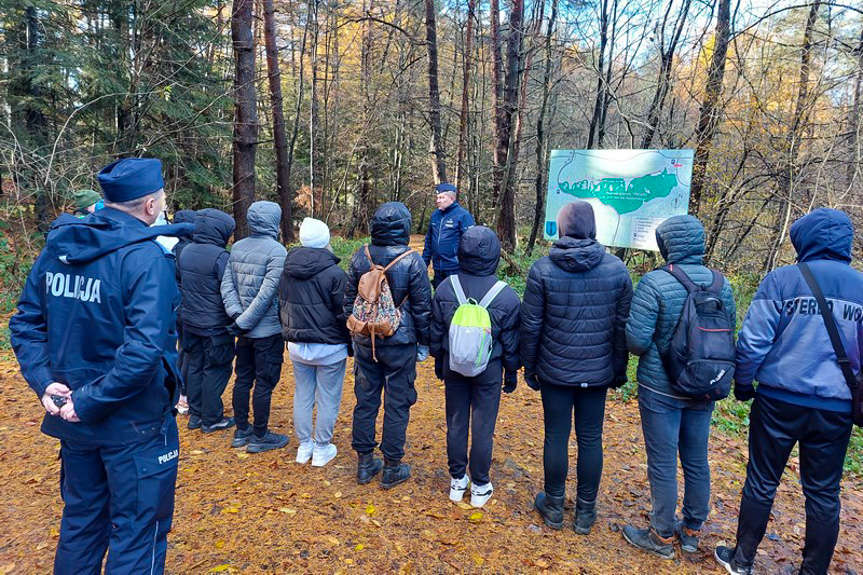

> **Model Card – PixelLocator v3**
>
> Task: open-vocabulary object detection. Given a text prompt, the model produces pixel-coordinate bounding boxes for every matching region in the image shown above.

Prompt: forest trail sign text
[544,149,693,251]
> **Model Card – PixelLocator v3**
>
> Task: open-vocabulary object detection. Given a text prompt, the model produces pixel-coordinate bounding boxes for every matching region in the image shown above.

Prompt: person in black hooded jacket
[178,208,236,433]
[522,201,633,534]
[171,209,197,412]
[430,226,520,508]
[345,202,432,489]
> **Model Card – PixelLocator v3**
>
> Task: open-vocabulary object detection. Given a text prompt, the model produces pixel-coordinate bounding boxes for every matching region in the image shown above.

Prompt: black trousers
[351,343,418,462]
[432,269,454,290]
[733,393,853,574]
[184,331,235,426]
[232,334,284,437]
[177,322,189,394]
[541,383,608,502]
[445,370,502,485]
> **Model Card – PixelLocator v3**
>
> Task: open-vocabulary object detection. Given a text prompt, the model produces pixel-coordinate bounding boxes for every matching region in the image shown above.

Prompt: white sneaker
[449,475,470,502]
[311,443,337,467]
[176,395,189,414]
[470,482,493,508]
[295,441,314,464]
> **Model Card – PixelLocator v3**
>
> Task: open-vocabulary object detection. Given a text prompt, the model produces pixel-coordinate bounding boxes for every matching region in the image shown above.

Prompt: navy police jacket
[423,202,475,272]
[10,208,193,445]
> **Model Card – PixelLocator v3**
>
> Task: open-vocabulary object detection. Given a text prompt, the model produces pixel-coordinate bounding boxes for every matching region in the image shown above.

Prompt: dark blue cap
[97,158,165,203]
[435,182,457,194]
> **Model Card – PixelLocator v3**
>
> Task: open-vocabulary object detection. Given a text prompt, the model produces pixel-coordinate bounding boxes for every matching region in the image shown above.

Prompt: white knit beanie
[299,217,330,248]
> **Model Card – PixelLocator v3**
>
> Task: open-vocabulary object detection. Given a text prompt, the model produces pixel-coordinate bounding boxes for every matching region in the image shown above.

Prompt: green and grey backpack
[448,275,508,377]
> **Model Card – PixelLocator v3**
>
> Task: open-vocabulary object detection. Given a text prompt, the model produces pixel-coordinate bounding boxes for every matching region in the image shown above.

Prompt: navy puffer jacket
[430,226,521,379]
[626,215,736,398]
[178,208,235,335]
[520,236,633,388]
[345,202,432,348]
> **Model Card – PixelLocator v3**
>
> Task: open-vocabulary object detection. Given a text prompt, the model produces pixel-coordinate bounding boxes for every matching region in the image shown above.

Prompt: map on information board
[544,149,693,251]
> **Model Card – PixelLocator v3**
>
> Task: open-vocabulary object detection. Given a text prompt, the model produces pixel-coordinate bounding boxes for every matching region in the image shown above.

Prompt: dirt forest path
[0,237,861,574]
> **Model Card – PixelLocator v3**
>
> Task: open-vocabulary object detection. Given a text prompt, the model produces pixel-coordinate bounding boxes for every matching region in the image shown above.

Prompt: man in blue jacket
[715,208,863,575]
[423,183,475,289]
[9,158,193,575]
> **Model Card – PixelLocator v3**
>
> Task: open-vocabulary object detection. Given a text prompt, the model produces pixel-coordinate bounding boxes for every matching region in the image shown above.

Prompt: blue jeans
[638,386,714,537]
[292,359,347,446]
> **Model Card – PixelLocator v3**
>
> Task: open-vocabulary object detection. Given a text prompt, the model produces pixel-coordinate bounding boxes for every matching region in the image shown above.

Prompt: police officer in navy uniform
[10,158,193,574]
[422,183,475,289]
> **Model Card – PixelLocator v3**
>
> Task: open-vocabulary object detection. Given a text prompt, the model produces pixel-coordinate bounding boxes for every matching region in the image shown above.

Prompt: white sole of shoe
[449,488,468,502]
[312,445,337,467]
[470,486,493,508]
[296,450,313,464]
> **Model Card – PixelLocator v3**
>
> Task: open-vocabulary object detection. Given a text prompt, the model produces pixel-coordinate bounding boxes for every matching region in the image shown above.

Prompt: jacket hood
[193,208,235,247]
[173,209,197,225]
[790,208,853,264]
[371,202,411,246]
[284,246,340,280]
[458,226,500,276]
[45,208,194,265]
[550,235,606,272]
[656,215,704,265]
[557,201,596,239]
[247,201,281,239]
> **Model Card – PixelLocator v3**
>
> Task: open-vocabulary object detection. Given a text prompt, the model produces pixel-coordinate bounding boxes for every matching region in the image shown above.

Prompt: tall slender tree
[231,0,258,238]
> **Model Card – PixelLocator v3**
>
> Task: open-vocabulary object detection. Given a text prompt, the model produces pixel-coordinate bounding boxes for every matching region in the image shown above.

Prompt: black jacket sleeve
[344,250,361,319]
[499,288,522,373]
[520,262,545,377]
[430,291,446,359]
[331,268,352,345]
[408,254,432,346]
[613,266,634,380]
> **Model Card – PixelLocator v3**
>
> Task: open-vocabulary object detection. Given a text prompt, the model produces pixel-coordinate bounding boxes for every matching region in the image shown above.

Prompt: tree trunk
[489,0,505,209]
[587,0,609,149]
[689,0,731,217]
[640,0,693,149]
[231,0,258,239]
[496,0,524,251]
[846,27,863,188]
[527,0,559,255]
[764,0,820,272]
[263,0,293,242]
[425,0,448,183]
[454,0,476,191]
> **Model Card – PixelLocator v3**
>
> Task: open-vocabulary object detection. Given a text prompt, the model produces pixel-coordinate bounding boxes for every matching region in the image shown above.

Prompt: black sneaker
[231,426,254,448]
[714,546,754,575]
[675,521,699,553]
[622,525,675,560]
[534,492,564,530]
[187,415,202,430]
[202,417,235,433]
[380,459,411,489]
[357,453,383,484]
[246,432,289,453]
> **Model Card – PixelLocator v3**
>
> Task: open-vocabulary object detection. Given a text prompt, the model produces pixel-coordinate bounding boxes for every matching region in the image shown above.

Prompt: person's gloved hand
[524,371,540,391]
[611,375,628,389]
[227,322,248,337]
[347,342,355,358]
[503,371,517,394]
[434,356,444,380]
[734,382,756,402]
[417,345,429,362]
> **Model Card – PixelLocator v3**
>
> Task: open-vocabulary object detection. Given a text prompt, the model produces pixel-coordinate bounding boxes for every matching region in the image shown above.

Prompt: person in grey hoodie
[221,201,288,453]
[279,218,352,467]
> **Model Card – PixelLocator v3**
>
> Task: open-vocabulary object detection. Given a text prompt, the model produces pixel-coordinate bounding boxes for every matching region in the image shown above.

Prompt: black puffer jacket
[172,210,197,283]
[345,202,432,348]
[279,246,351,347]
[430,226,521,379]
[520,236,633,388]
[178,208,235,335]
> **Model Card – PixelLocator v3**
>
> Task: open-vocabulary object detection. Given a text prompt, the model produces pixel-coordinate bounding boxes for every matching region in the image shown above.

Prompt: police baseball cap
[97,158,165,203]
[435,182,457,195]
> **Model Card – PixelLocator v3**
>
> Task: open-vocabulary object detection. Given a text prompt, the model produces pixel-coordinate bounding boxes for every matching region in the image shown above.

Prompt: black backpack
[660,264,736,400]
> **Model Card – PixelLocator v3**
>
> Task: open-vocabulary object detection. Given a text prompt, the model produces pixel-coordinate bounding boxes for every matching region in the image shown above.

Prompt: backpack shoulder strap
[478,280,508,308]
[382,248,415,272]
[451,275,467,305]
[798,262,858,392]
[364,244,375,267]
[708,270,725,293]
[662,264,698,293]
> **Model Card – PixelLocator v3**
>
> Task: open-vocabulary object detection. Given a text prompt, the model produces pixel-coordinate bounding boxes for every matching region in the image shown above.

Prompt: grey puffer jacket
[626,215,736,398]
[221,201,288,339]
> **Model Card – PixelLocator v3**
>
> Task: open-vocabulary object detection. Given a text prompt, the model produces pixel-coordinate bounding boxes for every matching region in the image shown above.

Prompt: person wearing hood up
[345,202,432,489]
[171,209,198,414]
[521,201,633,535]
[279,218,352,467]
[220,201,289,453]
[178,207,237,433]
[430,226,521,508]
[624,214,736,560]
[714,209,863,575]
[9,157,193,574]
